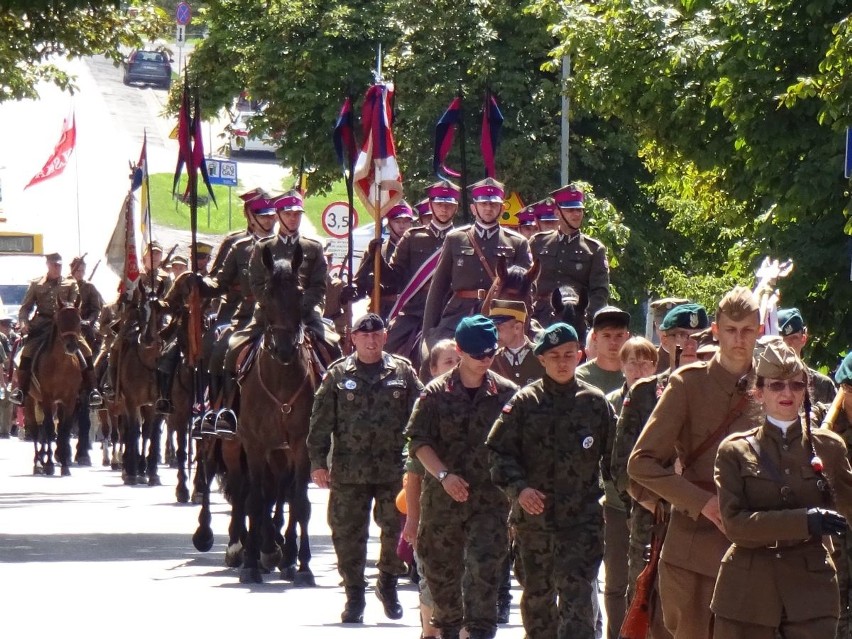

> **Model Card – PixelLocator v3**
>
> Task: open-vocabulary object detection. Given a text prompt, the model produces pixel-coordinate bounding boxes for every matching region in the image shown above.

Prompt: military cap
[717,286,760,321]
[272,189,305,212]
[0,314,15,324]
[455,315,498,357]
[247,197,277,215]
[69,255,86,271]
[171,255,189,266]
[469,177,505,203]
[777,308,805,336]
[835,352,852,386]
[45,252,62,264]
[754,337,805,380]
[533,322,579,356]
[414,198,431,217]
[517,207,537,227]
[239,187,267,203]
[693,327,718,355]
[352,313,385,333]
[147,240,163,253]
[650,297,690,327]
[551,184,585,209]
[660,303,710,331]
[386,201,415,220]
[592,305,631,329]
[488,299,528,325]
[533,198,559,222]
[427,180,461,203]
[196,242,214,258]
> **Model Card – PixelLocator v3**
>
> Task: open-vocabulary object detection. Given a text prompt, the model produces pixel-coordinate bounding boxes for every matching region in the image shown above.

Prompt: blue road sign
[846,127,852,179]
[206,158,238,187]
[176,2,191,26]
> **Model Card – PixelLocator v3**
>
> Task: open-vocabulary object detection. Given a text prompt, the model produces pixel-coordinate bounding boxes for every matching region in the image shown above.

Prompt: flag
[131,131,151,241]
[25,110,76,189]
[433,96,462,179]
[353,83,403,219]
[105,192,142,297]
[480,91,504,178]
[332,97,357,171]
[172,79,192,197]
[191,93,216,205]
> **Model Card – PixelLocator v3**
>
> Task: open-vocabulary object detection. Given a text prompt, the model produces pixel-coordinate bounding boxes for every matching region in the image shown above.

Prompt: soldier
[487,322,615,639]
[516,205,539,240]
[777,307,837,404]
[648,297,690,373]
[627,287,764,639]
[10,253,102,409]
[422,177,531,350]
[414,197,432,228]
[0,315,16,438]
[307,313,423,624]
[170,255,188,278]
[712,340,852,638]
[405,315,518,639]
[195,241,213,275]
[534,199,560,233]
[323,241,351,339]
[353,200,415,319]
[529,185,609,329]
[376,180,461,360]
[488,299,544,388]
[575,305,630,394]
[137,241,170,300]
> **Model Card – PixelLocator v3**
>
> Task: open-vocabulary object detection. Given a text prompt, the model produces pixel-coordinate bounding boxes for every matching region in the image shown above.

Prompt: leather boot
[154,370,174,414]
[102,356,116,400]
[10,367,31,406]
[467,630,496,639]
[82,361,103,408]
[496,596,511,624]
[375,571,403,620]
[340,586,365,624]
[440,627,461,639]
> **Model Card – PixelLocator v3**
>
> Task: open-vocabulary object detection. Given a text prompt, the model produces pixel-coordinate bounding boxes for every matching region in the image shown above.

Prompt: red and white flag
[25,110,76,189]
[353,83,403,220]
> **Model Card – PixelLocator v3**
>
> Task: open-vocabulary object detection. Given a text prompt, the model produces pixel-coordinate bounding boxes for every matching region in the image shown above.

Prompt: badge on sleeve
[582,436,594,449]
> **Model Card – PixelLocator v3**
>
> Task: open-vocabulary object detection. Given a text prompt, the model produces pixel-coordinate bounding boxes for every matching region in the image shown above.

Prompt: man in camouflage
[487,322,614,639]
[308,313,423,624]
[405,315,518,639]
[11,253,102,409]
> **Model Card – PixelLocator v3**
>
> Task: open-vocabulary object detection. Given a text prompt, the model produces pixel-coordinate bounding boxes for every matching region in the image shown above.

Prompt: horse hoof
[124,475,138,486]
[280,565,296,581]
[44,462,55,476]
[147,474,162,487]
[61,466,71,477]
[192,528,214,553]
[176,486,190,503]
[136,475,148,485]
[102,459,110,467]
[239,567,263,584]
[111,462,122,471]
[260,548,282,572]
[294,570,316,588]
[75,455,92,467]
[225,543,244,568]
[33,464,43,476]
[191,490,203,505]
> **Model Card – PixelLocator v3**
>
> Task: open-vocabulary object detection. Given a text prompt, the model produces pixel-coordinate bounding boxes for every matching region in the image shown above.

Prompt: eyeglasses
[765,381,807,393]
[470,351,496,361]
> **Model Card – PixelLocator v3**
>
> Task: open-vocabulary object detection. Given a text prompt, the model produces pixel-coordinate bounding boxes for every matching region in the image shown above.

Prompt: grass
[149,172,355,237]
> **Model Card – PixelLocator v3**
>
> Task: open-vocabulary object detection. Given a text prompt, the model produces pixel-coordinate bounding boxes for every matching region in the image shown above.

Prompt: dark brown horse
[26,303,84,476]
[481,256,541,332]
[233,243,317,584]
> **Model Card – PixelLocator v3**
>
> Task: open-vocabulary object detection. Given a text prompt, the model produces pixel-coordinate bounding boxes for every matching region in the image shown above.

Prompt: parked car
[123,50,172,90]
[228,111,278,155]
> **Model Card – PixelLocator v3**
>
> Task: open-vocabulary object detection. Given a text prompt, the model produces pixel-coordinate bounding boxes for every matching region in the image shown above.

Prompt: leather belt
[765,536,820,550]
[453,289,487,301]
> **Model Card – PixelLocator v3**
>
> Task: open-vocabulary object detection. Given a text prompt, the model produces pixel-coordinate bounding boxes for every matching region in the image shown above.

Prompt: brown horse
[26,303,84,476]
[233,243,317,584]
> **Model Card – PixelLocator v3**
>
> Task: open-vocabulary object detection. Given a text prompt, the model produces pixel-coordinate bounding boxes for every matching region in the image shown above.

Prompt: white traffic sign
[176,24,186,46]
[176,2,191,25]
[321,201,358,238]
[205,157,238,187]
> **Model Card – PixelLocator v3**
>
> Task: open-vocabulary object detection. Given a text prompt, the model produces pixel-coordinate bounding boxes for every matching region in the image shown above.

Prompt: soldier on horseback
[11,252,102,409]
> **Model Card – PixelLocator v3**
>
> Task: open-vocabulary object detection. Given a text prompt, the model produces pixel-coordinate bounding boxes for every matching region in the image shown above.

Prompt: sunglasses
[470,350,497,361]
[765,381,807,393]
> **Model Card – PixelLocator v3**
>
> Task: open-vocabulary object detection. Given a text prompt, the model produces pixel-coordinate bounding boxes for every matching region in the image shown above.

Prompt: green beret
[533,322,579,356]
[777,308,805,336]
[835,352,852,386]
[455,315,498,357]
[660,303,710,331]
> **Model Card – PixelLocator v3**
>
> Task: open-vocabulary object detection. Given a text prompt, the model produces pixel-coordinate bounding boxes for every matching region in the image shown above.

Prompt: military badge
[344,379,357,390]
[548,331,560,344]
[689,313,699,328]
[392,390,401,399]
[582,436,594,449]
[346,392,355,401]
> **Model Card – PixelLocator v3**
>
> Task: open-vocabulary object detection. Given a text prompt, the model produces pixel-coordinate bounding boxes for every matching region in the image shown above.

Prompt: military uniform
[18,275,85,359]
[831,407,852,639]
[487,374,614,639]
[406,368,518,638]
[76,278,103,348]
[354,237,400,320]
[422,225,530,349]
[809,367,837,405]
[489,337,544,387]
[627,355,763,639]
[307,351,422,591]
[209,229,250,325]
[713,420,852,638]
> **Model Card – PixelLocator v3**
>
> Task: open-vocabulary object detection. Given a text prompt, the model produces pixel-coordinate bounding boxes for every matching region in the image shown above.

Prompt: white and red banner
[25,110,76,189]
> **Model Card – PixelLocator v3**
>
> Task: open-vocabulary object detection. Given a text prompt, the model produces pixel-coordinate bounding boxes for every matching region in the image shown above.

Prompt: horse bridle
[256,335,314,416]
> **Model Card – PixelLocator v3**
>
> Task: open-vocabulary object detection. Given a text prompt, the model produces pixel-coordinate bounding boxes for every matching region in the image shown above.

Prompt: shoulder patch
[502,402,513,414]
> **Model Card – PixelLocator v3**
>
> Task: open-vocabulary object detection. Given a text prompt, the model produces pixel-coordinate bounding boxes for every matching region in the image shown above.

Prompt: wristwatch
[437,470,449,483]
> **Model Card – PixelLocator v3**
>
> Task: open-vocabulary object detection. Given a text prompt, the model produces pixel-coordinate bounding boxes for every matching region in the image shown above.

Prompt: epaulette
[300,235,323,248]
[582,233,605,249]
[225,229,247,239]
[389,353,413,366]
[675,360,709,376]
[326,355,347,370]
[530,229,556,241]
[500,227,525,241]
[453,224,473,234]
[727,426,761,443]
[231,235,255,249]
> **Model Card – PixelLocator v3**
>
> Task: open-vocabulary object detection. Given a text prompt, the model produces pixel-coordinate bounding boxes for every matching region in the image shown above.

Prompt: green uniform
[529,230,609,326]
[405,368,518,637]
[487,375,614,639]
[18,275,86,359]
[422,224,530,349]
[307,352,423,587]
[809,367,837,406]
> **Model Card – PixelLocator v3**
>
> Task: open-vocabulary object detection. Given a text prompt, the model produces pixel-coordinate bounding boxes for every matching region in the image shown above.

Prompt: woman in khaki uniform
[713,339,852,638]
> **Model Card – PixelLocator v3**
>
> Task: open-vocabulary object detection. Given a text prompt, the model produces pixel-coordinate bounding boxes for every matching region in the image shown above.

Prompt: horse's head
[260,242,304,364]
[55,303,82,355]
[483,257,540,315]
[551,285,587,344]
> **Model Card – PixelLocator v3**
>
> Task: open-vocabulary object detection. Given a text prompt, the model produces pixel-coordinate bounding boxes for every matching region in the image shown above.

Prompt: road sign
[176,24,186,47]
[176,2,191,25]
[205,158,238,187]
[322,202,358,238]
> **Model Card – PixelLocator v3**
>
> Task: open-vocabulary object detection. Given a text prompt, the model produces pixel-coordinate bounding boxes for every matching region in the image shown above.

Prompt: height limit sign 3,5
[322,202,359,238]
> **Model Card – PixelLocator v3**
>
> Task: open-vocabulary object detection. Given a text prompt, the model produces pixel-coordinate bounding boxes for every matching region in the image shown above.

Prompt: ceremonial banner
[25,110,76,189]
[105,192,142,297]
[433,96,462,179]
[333,97,357,170]
[480,92,503,178]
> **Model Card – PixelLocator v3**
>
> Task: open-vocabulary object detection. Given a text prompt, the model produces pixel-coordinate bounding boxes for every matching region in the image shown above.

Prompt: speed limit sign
[321,202,358,238]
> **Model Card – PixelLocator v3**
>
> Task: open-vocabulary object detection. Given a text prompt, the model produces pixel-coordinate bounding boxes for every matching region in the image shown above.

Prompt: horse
[232,243,317,585]
[481,256,541,334]
[25,303,84,476]
[112,295,164,486]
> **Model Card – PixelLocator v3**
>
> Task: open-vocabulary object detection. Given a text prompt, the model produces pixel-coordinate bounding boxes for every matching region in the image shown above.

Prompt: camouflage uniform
[405,368,518,638]
[487,376,614,639]
[809,367,837,406]
[307,352,423,588]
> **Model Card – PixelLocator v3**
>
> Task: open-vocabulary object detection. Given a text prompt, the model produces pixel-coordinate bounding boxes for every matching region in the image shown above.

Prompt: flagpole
[458,83,469,224]
[371,46,384,314]
[74,120,81,255]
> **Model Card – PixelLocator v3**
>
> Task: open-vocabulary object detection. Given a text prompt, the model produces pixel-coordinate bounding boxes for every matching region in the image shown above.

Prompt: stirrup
[190,416,204,441]
[199,410,218,437]
[88,390,103,408]
[214,409,238,439]
[9,389,24,406]
[154,398,174,414]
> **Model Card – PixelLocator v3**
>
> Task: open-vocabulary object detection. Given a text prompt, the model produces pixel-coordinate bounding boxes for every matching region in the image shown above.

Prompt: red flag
[433,96,462,178]
[172,80,192,196]
[189,93,216,204]
[25,111,76,189]
[480,92,504,178]
[353,83,403,219]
